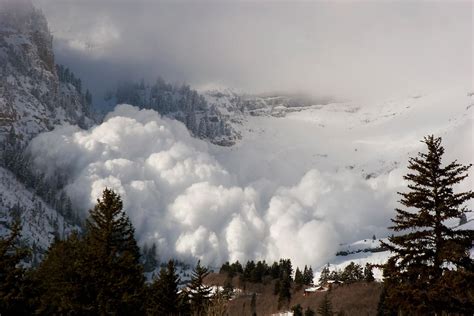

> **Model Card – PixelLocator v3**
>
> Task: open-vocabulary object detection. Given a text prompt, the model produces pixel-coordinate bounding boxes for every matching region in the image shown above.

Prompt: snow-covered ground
[0,167,78,259]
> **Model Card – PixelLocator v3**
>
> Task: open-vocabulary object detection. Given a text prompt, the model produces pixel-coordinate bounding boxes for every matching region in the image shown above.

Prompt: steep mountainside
[0,0,92,257]
[0,0,93,145]
[0,166,76,265]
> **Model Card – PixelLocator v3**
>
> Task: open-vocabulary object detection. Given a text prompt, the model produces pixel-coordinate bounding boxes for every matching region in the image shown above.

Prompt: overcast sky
[34,0,472,100]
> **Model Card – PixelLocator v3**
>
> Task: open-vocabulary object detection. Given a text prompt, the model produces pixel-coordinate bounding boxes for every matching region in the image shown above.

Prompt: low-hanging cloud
[29,105,404,268]
[33,0,472,101]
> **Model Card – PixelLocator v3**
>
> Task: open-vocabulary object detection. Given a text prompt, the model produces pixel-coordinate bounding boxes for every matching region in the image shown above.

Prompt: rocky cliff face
[0,0,93,145]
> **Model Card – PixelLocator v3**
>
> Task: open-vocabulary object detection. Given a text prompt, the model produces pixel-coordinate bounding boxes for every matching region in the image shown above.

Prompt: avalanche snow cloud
[29,104,407,267]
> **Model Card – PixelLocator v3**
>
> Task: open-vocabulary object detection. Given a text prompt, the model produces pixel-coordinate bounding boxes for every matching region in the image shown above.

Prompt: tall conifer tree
[34,232,92,314]
[303,265,314,285]
[318,293,333,316]
[0,220,30,315]
[187,260,212,315]
[319,265,330,285]
[381,135,473,314]
[294,267,304,289]
[85,188,145,315]
[147,260,182,315]
[363,263,375,282]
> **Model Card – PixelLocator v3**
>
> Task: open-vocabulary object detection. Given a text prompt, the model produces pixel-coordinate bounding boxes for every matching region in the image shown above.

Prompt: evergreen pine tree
[317,293,333,316]
[143,242,158,272]
[319,265,330,285]
[363,263,375,282]
[84,188,145,315]
[231,260,243,274]
[328,270,340,282]
[187,260,212,315]
[294,267,304,290]
[0,220,31,315]
[147,260,182,315]
[376,286,396,316]
[303,265,314,285]
[254,260,266,283]
[270,261,280,279]
[279,259,293,280]
[277,271,291,308]
[341,262,363,283]
[381,135,474,314]
[34,232,93,314]
[244,260,256,281]
[219,261,232,275]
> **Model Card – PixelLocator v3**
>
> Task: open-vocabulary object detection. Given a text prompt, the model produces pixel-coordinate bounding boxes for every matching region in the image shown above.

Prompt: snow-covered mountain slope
[210,87,472,187]
[0,166,78,264]
[0,0,92,258]
[0,0,93,145]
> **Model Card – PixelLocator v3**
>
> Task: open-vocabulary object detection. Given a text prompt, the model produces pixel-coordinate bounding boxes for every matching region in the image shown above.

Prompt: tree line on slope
[1,63,94,228]
[219,257,304,308]
[219,258,313,287]
[111,78,236,145]
[1,126,80,226]
[220,257,374,314]
[56,64,93,108]
[318,262,375,284]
